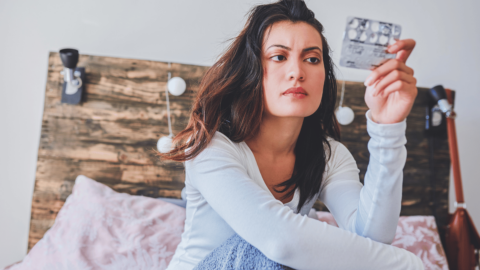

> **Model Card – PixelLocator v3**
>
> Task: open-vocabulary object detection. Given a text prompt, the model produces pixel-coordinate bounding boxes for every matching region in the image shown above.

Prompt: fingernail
[364,77,373,86]
[388,44,398,53]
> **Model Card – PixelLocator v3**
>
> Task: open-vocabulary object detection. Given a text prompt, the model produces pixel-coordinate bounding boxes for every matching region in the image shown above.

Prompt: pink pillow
[314,212,449,270]
[6,175,186,270]
[393,216,449,269]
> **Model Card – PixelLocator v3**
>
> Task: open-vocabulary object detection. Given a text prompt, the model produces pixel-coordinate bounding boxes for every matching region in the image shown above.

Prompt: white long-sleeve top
[165,110,424,270]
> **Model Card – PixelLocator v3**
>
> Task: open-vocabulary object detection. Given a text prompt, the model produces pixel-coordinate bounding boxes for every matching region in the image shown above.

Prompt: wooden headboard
[29,52,451,250]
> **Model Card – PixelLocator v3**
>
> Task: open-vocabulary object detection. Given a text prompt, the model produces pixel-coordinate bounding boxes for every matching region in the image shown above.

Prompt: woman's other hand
[364,39,417,124]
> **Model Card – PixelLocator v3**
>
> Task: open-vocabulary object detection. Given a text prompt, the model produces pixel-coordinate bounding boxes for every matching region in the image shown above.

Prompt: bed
[9,52,453,269]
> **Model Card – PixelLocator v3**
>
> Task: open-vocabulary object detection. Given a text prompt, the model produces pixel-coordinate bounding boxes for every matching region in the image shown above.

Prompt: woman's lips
[283,87,307,99]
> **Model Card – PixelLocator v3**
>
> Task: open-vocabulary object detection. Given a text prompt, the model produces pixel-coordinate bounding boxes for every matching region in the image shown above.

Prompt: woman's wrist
[366,110,407,139]
[370,111,380,124]
[369,111,405,125]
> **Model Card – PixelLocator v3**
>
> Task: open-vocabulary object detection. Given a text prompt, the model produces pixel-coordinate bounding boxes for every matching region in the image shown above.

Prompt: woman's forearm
[353,109,407,244]
[319,110,407,244]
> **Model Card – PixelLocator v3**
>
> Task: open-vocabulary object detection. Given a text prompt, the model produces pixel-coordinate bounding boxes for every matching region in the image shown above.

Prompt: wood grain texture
[29,52,207,250]
[29,52,451,250]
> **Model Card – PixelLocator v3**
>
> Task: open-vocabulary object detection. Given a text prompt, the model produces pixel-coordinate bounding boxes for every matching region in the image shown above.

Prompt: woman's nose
[288,59,305,81]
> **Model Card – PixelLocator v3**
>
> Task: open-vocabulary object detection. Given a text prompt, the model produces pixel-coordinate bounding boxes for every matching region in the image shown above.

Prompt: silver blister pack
[339,17,402,70]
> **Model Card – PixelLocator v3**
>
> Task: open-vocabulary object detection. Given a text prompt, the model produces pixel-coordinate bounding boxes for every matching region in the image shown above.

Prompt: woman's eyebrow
[266,44,322,53]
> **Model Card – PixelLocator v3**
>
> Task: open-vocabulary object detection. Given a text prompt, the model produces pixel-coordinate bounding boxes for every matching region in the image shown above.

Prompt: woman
[161,0,423,269]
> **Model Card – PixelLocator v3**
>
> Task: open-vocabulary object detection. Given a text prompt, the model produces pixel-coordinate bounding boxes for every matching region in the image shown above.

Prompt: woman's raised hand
[364,39,417,124]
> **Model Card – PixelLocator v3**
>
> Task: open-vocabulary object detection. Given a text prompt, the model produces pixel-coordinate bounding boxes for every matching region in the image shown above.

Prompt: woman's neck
[245,114,304,160]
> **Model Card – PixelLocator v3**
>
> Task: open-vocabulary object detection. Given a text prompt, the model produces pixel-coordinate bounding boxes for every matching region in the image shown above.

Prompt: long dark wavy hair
[158,0,340,213]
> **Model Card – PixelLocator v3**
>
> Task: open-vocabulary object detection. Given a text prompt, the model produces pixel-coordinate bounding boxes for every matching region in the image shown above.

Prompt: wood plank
[35,158,185,191]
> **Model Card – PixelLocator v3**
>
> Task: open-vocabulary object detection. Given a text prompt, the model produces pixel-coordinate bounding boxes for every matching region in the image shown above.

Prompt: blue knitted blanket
[192,233,295,270]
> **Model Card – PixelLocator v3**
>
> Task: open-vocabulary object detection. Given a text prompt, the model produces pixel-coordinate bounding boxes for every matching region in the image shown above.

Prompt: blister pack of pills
[339,17,401,70]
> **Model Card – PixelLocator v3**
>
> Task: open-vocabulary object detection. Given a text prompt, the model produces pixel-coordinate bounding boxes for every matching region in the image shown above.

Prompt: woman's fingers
[372,70,417,97]
[365,59,413,86]
[387,39,416,63]
[379,80,417,99]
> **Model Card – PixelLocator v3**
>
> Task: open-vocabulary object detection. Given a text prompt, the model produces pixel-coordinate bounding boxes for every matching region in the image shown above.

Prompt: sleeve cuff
[365,110,407,138]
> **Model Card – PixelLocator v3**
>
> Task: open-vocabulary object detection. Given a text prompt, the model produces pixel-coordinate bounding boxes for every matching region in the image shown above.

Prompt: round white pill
[379,35,389,45]
[389,37,397,45]
[348,29,358,40]
[349,18,359,28]
[359,31,367,41]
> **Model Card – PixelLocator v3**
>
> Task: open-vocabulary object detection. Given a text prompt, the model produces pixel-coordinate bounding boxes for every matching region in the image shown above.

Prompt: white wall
[1,0,479,267]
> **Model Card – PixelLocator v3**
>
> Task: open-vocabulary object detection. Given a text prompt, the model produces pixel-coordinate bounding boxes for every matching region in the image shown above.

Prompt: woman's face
[261,21,325,118]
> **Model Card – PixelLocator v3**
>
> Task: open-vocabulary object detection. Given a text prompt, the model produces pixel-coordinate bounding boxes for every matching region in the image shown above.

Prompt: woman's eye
[271,55,286,61]
[306,57,321,64]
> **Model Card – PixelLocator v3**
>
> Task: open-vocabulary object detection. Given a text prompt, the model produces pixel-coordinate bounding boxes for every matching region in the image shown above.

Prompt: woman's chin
[268,108,317,118]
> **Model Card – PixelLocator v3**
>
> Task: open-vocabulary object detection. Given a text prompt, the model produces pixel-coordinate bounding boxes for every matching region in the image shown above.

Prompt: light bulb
[157,136,173,153]
[167,77,186,96]
[335,106,355,125]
